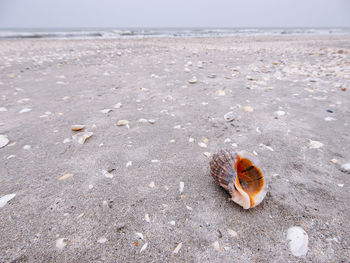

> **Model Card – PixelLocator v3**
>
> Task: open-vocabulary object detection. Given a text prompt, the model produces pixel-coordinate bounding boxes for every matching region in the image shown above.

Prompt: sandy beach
[0,35,349,262]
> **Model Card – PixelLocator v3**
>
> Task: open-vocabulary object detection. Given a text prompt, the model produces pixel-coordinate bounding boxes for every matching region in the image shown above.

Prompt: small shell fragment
[198,142,207,148]
[71,125,85,131]
[0,193,16,208]
[56,238,67,250]
[135,232,144,240]
[72,132,93,144]
[140,243,148,253]
[117,120,129,126]
[101,109,112,114]
[179,182,184,193]
[212,241,221,251]
[173,242,182,254]
[0,135,10,148]
[58,173,73,181]
[188,77,197,84]
[243,106,254,112]
[227,229,238,237]
[287,226,309,257]
[309,140,323,149]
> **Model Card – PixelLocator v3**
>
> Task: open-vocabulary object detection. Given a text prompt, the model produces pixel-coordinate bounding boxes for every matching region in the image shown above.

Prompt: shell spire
[210,150,267,209]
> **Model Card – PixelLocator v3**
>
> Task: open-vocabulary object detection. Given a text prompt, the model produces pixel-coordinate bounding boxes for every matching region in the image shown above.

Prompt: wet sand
[0,35,350,262]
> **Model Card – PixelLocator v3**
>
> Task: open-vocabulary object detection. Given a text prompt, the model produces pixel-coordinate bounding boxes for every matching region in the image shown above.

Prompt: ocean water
[0,28,349,39]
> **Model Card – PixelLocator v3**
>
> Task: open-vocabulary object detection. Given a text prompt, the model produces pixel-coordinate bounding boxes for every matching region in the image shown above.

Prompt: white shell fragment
[135,232,144,240]
[227,229,238,237]
[19,108,32,114]
[101,109,112,114]
[97,237,107,244]
[56,238,67,250]
[117,120,129,126]
[198,142,207,148]
[287,226,309,257]
[173,242,182,254]
[140,243,148,253]
[114,102,122,109]
[212,241,221,251]
[0,135,10,148]
[72,132,93,144]
[309,140,323,149]
[188,76,197,84]
[23,145,31,150]
[340,163,350,173]
[0,193,16,208]
[274,110,286,116]
[179,181,184,193]
[224,111,236,122]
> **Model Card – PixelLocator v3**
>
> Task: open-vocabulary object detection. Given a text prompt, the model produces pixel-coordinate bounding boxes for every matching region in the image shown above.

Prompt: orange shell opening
[235,155,265,207]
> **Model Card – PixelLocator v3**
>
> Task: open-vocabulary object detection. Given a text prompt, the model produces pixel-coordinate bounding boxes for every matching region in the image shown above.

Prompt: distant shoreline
[1,27,350,40]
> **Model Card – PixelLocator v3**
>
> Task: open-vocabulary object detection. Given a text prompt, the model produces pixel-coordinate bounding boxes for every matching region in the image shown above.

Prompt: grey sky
[0,0,349,28]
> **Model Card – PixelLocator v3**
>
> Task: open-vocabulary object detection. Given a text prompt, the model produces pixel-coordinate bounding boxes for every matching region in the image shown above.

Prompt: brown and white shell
[210,150,267,209]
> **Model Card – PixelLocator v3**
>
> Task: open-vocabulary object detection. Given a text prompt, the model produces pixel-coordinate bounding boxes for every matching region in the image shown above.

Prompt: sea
[0,28,350,40]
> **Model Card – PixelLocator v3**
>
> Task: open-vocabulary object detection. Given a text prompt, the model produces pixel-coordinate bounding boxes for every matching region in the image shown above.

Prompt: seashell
[210,150,267,209]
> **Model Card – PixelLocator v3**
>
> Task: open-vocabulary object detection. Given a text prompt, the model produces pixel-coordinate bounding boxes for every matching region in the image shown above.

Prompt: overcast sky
[0,0,349,28]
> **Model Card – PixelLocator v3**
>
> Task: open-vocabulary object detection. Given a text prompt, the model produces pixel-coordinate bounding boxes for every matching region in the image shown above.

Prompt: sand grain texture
[0,36,349,262]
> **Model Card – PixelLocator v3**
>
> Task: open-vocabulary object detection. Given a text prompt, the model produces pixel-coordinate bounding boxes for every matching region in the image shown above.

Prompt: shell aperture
[210,150,267,209]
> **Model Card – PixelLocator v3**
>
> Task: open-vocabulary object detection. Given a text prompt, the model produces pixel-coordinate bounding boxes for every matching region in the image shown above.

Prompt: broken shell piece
[188,76,197,84]
[72,132,93,144]
[210,150,267,209]
[71,125,85,131]
[117,120,129,126]
[0,135,10,148]
[287,226,309,257]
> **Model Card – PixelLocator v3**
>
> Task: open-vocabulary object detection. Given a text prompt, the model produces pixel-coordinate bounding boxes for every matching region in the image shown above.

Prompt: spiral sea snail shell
[210,150,267,209]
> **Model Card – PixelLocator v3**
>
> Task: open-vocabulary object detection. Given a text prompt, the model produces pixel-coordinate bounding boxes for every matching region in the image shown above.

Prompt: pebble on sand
[0,107,8,112]
[23,145,31,150]
[0,135,10,148]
